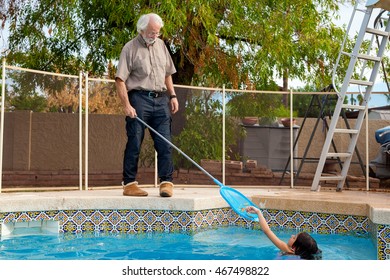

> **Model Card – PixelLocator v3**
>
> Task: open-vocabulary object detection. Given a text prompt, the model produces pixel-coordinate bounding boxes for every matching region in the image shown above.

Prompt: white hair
[137,13,164,33]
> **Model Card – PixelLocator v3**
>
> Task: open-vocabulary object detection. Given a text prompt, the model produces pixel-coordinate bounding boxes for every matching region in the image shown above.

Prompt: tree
[1,0,351,87]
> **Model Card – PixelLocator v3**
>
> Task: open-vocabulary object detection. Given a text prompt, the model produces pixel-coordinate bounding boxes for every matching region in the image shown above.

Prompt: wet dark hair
[292,232,322,260]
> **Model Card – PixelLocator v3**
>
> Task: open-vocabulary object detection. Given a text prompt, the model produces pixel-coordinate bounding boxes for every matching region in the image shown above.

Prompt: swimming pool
[0,188,389,260]
[0,226,376,260]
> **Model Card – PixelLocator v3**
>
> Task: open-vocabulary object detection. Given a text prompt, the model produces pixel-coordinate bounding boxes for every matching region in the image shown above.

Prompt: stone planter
[280,118,297,127]
[241,117,258,126]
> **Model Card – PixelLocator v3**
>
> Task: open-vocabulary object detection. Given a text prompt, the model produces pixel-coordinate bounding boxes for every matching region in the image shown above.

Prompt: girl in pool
[245,206,322,260]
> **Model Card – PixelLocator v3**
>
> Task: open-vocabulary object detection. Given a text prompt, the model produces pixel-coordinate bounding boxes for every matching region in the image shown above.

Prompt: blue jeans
[123,91,173,185]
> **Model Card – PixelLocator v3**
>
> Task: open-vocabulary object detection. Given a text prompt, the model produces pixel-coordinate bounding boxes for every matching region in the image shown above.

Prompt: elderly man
[115,13,178,197]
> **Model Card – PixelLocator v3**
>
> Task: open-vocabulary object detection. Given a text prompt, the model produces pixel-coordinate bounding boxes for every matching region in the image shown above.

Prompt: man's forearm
[116,79,130,108]
[165,75,176,96]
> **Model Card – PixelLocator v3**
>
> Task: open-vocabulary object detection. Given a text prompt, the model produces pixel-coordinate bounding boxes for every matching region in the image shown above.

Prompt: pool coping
[0,187,389,224]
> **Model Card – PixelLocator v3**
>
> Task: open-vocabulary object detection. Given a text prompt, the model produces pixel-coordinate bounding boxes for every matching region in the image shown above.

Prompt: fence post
[85,72,89,190]
[79,71,83,191]
[290,89,294,189]
[222,84,226,185]
[0,59,6,193]
[365,107,369,191]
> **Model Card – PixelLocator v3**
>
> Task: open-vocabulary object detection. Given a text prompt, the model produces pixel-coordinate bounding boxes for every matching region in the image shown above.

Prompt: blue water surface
[0,226,376,260]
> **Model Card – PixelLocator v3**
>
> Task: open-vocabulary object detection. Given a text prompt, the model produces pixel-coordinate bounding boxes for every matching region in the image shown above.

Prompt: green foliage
[9,92,47,112]
[173,92,243,168]
[292,94,317,118]
[5,69,78,112]
[226,80,286,119]
[292,84,342,118]
[273,105,297,118]
[227,92,283,119]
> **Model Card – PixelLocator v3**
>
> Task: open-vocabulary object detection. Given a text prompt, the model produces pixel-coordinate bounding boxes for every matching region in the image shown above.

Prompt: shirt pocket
[133,53,151,77]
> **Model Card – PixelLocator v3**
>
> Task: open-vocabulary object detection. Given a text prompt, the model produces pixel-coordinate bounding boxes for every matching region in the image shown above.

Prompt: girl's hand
[245,206,261,215]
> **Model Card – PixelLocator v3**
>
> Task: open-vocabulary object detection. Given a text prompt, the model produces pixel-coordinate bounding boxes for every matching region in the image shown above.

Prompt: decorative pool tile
[343,216,358,231]
[178,212,191,226]
[15,212,31,223]
[291,212,305,227]
[377,224,390,260]
[0,207,388,260]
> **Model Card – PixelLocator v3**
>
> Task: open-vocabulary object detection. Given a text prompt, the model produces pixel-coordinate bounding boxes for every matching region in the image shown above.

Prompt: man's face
[142,20,161,45]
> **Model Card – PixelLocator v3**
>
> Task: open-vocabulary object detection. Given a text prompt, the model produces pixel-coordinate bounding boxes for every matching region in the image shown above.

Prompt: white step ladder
[311,1,390,191]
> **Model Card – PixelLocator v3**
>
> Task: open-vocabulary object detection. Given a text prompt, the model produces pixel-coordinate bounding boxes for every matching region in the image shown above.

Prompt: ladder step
[334,128,359,134]
[342,51,382,62]
[319,175,343,181]
[357,53,382,62]
[349,79,373,86]
[365,27,390,37]
[327,152,351,158]
[342,104,366,110]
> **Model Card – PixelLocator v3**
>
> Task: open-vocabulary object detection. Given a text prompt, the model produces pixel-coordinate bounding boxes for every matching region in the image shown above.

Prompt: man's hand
[170,97,179,114]
[124,105,137,118]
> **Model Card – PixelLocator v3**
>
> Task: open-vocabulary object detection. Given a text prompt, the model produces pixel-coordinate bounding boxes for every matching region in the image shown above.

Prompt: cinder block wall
[3,111,126,172]
[2,111,389,177]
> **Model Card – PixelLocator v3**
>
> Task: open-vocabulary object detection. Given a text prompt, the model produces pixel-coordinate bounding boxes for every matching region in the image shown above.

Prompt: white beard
[142,36,156,45]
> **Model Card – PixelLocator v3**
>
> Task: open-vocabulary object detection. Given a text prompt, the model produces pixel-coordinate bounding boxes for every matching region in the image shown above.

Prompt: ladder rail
[332,2,360,95]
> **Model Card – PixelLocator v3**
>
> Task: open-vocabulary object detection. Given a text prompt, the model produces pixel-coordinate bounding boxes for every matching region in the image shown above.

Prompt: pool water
[0,226,376,260]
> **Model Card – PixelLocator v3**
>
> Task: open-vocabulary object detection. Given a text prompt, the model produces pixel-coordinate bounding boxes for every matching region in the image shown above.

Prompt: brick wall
[2,160,381,191]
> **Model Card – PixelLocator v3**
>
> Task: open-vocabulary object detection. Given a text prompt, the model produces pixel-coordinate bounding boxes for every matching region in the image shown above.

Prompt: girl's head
[288,232,322,260]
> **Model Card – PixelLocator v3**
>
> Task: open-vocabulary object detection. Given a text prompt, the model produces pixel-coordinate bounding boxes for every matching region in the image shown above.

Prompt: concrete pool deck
[1,185,389,225]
